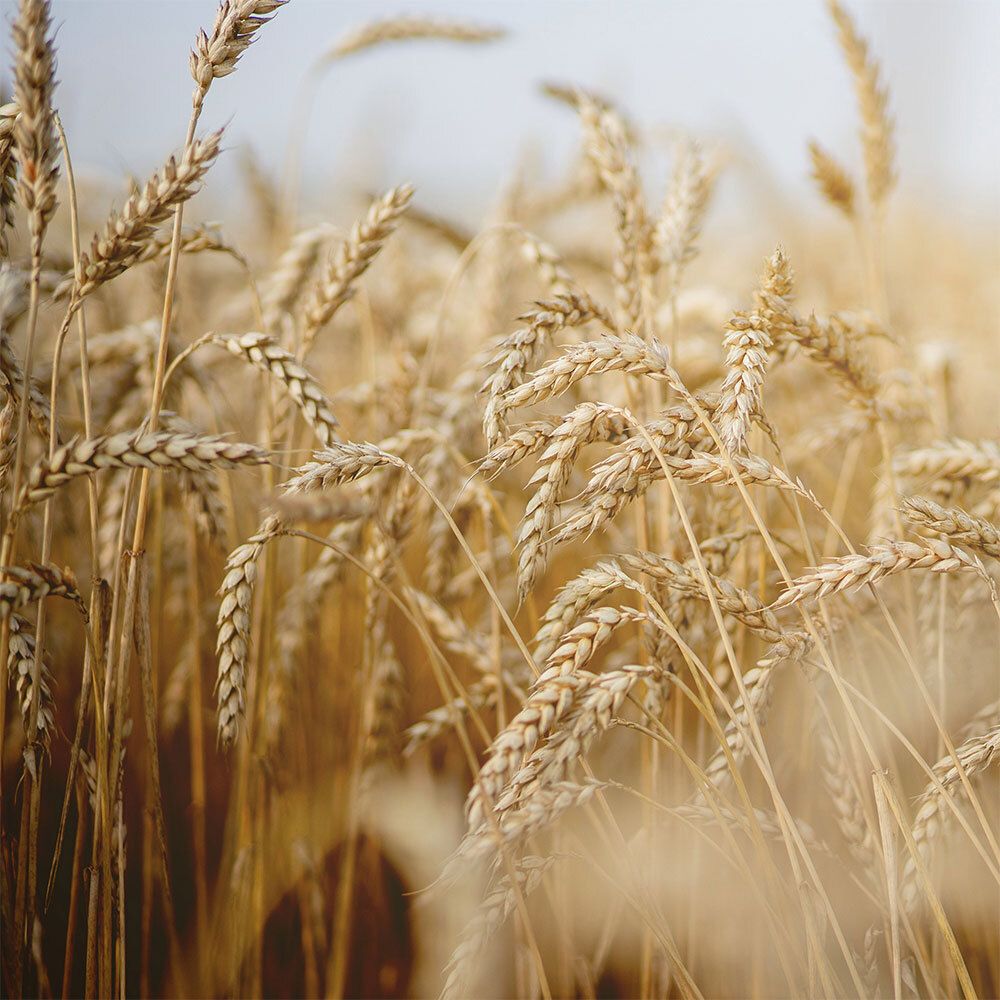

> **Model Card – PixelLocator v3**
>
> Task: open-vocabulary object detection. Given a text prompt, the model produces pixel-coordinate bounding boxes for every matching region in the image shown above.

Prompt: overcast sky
[9,1,1000,222]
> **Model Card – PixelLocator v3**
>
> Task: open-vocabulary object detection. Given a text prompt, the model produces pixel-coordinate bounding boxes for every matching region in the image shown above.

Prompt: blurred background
[17,0,1000,224]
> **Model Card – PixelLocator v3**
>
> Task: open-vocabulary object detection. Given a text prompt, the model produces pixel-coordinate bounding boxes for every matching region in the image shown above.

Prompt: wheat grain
[0,562,86,621]
[656,136,714,296]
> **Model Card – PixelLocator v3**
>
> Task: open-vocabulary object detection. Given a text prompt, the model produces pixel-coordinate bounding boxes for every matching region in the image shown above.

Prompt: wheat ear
[14,428,268,515]
[329,16,504,59]
[300,184,414,353]
[209,332,339,447]
[12,0,59,256]
[215,514,283,748]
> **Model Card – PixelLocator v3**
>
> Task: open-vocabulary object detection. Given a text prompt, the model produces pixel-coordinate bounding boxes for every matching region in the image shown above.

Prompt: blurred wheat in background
[0,0,998,997]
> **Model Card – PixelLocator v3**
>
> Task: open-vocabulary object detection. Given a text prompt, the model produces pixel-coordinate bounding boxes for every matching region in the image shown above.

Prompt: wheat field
[0,1,998,997]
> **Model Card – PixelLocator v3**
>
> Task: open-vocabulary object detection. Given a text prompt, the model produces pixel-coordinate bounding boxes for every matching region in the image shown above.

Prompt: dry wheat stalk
[901,724,1000,912]
[190,0,286,94]
[210,332,339,447]
[406,588,493,676]
[563,400,712,498]
[808,140,856,218]
[453,778,605,869]
[478,417,562,478]
[481,291,613,448]
[827,0,895,209]
[300,184,414,352]
[0,323,52,438]
[0,394,16,497]
[329,15,504,59]
[517,229,576,297]
[464,669,593,831]
[530,565,634,666]
[53,225,245,300]
[178,469,227,547]
[15,427,268,513]
[618,551,787,646]
[215,513,283,748]
[403,677,501,755]
[361,617,407,768]
[771,537,987,610]
[12,0,59,255]
[768,302,879,407]
[670,803,828,858]
[72,131,224,300]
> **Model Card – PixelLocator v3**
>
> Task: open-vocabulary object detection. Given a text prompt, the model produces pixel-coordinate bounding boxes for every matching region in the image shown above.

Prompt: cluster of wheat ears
[0,0,997,997]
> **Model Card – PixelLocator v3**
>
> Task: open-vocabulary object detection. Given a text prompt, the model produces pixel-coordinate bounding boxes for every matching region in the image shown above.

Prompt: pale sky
[8,1,1000,222]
